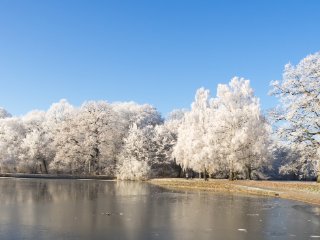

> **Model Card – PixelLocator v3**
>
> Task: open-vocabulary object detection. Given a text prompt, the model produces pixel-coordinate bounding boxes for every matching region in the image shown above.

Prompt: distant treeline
[0,52,319,182]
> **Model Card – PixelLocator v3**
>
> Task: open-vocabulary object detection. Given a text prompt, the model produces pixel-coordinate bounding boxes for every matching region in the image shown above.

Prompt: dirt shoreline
[149,178,320,206]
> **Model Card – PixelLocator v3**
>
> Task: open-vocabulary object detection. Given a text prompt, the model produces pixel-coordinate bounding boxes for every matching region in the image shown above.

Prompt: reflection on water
[0,178,319,240]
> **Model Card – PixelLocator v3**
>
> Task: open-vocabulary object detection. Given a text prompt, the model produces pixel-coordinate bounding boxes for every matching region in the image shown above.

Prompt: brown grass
[149,178,320,205]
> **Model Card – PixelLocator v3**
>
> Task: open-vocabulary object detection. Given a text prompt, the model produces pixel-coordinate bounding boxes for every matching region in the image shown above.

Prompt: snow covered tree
[116,124,153,180]
[112,102,164,162]
[215,78,272,180]
[49,108,84,174]
[46,99,74,125]
[0,107,12,119]
[174,78,271,180]
[270,52,320,182]
[270,142,307,180]
[0,80,274,180]
[78,101,121,175]
[112,102,163,128]
[154,109,187,177]
[173,88,216,179]
[51,101,121,175]
[0,110,53,173]
[165,109,187,134]
[20,110,53,173]
[0,117,25,172]
[151,124,179,177]
[117,122,177,180]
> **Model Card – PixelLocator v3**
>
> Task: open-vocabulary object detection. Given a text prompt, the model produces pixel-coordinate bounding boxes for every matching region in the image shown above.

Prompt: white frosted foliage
[270,52,320,180]
[174,78,271,179]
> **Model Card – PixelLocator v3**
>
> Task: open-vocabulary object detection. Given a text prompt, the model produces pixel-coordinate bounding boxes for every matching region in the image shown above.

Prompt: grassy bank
[149,178,320,206]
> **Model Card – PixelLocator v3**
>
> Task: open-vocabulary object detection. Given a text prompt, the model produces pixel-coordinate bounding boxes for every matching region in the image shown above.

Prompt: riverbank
[2,174,319,205]
[0,173,114,180]
[149,178,320,205]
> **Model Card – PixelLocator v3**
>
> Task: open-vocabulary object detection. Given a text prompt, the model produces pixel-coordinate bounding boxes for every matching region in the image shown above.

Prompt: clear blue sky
[0,0,319,117]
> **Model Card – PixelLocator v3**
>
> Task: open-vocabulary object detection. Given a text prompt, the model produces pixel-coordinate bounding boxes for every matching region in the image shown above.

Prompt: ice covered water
[0,178,319,240]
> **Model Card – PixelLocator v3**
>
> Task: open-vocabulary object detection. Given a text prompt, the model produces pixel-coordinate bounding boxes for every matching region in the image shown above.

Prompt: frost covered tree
[270,142,303,180]
[0,107,12,119]
[45,99,75,170]
[111,102,164,159]
[270,52,320,182]
[0,110,53,173]
[20,110,53,173]
[159,109,187,176]
[215,78,271,180]
[174,78,271,180]
[117,124,153,180]
[173,88,219,179]
[117,121,177,180]
[49,107,83,174]
[46,99,74,125]
[152,124,178,176]
[77,101,121,175]
[0,117,25,172]
[112,102,163,129]
[0,99,166,177]
[51,101,121,175]
[0,82,273,180]
[165,109,187,134]
[114,102,171,179]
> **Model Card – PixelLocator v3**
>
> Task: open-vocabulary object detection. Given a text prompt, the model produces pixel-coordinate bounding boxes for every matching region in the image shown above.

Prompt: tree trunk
[95,150,100,175]
[177,165,183,178]
[229,169,234,181]
[229,158,234,181]
[317,163,320,183]
[204,168,208,181]
[246,165,252,180]
[42,159,48,174]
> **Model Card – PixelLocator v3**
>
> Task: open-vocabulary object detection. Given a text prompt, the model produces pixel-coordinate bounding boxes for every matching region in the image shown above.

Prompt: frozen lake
[0,178,319,240]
